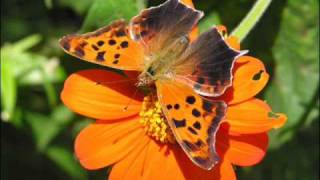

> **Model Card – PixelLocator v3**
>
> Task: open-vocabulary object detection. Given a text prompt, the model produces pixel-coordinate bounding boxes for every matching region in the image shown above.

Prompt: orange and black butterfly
[60,0,246,170]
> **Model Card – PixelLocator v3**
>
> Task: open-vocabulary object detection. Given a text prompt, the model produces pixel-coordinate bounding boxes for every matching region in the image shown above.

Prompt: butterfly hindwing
[129,0,203,54]
[156,80,226,170]
[59,20,144,71]
[174,27,245,97]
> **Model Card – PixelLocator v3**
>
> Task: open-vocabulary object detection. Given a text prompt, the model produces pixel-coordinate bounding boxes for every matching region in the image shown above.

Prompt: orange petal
[226,36,241,50]
[216,25,240,50]
[217,128,268,166]
[110,140,236,180]
[224,98,287,134]
[109,138,152,180]
[172,145,236,180]
[109,140,185,180]
[181,0,199,41]
[181,0,195,8]
[217,56,270,104]
[61,69,143,120]
[142,142,173,179]
[74,116,148,169]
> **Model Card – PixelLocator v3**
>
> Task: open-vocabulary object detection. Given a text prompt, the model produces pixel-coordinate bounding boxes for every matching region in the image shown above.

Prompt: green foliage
[46,145,87,180]
[26,106,74,151]
[1,35,65,121]
[1,0,318,180]
[81,0,146,32]
[199,11,221,32]
[265,0,319,148]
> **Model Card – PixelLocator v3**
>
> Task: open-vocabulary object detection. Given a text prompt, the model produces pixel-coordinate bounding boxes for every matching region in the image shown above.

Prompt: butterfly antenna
[123,88,139,111]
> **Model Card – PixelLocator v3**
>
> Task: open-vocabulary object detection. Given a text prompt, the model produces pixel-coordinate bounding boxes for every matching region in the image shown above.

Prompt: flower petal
[61,69,142,120]
[217,56,270,104]
[74,116,148,169]
[109,138,152,180]
[181,0,195,7]
[110,140,236,180]
[217,128,268,166]
[172,145,236,180]
[226,36,241,50]
[109,140,184,180]
[224,98,287,134]
[216,25,240,51]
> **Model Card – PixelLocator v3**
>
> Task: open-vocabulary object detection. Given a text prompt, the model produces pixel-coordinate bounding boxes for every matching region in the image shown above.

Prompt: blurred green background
[1,0,319,179]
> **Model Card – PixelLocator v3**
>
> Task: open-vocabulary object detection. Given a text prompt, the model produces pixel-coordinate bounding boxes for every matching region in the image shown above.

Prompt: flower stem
[231,0,272,42]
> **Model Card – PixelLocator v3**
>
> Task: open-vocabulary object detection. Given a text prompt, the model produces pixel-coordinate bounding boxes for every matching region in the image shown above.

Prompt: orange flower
[60,1,287,179]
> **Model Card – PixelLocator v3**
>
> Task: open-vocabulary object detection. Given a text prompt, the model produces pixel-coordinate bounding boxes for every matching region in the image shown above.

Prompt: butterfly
[60,0,245,170]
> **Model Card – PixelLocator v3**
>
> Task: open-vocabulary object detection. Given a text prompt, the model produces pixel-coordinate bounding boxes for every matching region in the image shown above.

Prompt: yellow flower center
[139,95,174,143]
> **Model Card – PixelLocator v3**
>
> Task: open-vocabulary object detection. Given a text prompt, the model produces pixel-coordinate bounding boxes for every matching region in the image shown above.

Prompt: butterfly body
[137,35,189,87]
[60,0,244,170]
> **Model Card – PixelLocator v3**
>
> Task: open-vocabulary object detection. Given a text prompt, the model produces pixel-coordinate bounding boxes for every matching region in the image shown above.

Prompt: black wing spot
[193,121,201,130]
[198,77,205,84]
[96,51,106,61]
[120,41,129,48]
[192,108,201,117]
[74,47,85,57]
[174,104,180,110]
[115,30,126,37]
[91,44,99,51]
[112,60,119,64]
[114,54,120,59]
[186,96,196,104]
[97,40,105,46]
[188,127,198,135]
[202,100,213,113]
[79,41,88,48]
[166,104,172,110]
[195,139,205,147]
[108,39,117,45]
[173,118,186,128]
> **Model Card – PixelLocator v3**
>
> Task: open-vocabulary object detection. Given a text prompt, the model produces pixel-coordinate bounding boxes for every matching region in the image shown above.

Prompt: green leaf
[0,36,42,111]
[46,145,87,180]
[51,105,74,124]
[11,34,42,52]
[1,59,17,121]
[199,11,221,33]
[81,0,146,32]
[25,106,74,151]
[1,35,66,113]
[265,0,319,148]
[57,0,94,15]
[26,112,59,151]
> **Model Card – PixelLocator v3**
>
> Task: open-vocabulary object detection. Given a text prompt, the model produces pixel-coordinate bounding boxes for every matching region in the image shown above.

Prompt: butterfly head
[136,66,156,88]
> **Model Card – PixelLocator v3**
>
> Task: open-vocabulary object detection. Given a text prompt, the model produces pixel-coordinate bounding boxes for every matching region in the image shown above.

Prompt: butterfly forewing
[156,80,226,170]
[129,0,203,54]
[59,20,145,71]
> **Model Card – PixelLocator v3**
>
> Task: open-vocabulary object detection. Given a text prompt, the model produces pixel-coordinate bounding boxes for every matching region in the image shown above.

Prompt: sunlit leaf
[58,0,94,15]
[265,0,319,148]
[1,59,17,121]
[81,0,146,32]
